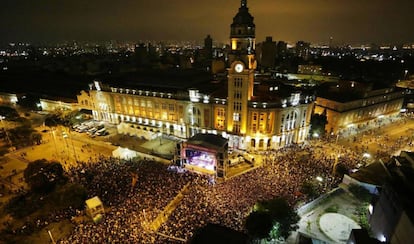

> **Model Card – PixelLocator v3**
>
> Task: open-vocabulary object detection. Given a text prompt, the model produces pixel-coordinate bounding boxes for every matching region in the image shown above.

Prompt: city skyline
[1,0,414,44]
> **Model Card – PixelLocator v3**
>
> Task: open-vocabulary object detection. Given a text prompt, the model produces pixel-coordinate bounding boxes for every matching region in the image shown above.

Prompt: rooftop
[187,133,228,151]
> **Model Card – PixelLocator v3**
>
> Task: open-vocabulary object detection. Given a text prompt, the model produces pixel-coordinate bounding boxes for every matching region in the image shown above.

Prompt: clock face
[235,63,244,73]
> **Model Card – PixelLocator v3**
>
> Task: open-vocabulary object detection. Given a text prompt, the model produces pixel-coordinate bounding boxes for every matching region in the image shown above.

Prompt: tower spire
[241,0,247,8]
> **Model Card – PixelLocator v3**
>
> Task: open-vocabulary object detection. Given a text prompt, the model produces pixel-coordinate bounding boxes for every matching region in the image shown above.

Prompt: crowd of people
[156,142,360,241]
[60,157,197,243]
[52,139,362,243]
[7,115,412,243]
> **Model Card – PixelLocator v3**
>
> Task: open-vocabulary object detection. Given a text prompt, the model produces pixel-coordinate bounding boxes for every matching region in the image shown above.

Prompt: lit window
[233,113,240,121]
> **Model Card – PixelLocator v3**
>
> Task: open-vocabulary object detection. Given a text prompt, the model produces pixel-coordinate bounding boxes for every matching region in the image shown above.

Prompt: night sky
[1,0,414,44]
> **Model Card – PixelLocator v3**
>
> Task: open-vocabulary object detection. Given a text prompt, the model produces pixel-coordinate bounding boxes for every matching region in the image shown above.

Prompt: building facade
[0,92,18,106]
[369,152,414,244]
[314,81,404,134]
[80,0,314,152]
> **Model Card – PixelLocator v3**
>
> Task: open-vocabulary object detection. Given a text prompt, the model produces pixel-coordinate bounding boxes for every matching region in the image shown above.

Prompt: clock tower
[227,0,256,138]
[229,0,256,69]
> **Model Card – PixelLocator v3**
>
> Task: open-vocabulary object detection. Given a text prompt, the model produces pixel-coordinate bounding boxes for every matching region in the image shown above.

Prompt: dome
[231,1,254,27]
[230,0,255,37]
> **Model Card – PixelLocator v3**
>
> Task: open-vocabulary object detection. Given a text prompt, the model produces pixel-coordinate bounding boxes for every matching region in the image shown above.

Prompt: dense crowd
[8,115,403,243]
[60,157,196,243]
[156,142,360,241]
[53,140,361,243]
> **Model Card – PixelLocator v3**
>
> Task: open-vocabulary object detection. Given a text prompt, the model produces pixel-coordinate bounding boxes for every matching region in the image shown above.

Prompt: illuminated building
[0,92,18,106]
[297,65,323,75]
[80,0,314,153]
[314,81,404,134]
[396,75,414,112]
[39,97,78,111]
[204,34,213,60]
[295,41,311,60]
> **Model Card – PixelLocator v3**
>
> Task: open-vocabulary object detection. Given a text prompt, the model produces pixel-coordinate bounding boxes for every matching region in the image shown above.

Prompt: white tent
[112,146,139,160]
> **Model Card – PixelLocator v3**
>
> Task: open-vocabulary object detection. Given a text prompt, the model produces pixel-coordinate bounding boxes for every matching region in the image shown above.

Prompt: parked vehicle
[87,127,98,135]
[95,128,106,136]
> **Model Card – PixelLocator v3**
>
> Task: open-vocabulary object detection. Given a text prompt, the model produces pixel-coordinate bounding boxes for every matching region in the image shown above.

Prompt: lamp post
[50,128,59,160]
[68,130,78,162]
[0,115,12,147]
[62,132,71,163]
[47,229,56,244]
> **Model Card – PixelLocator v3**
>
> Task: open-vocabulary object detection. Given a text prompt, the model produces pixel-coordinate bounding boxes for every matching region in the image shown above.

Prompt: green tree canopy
[7,125,40,148]
[348,184,372,203]
[247,197,300,240]
[245,211,274,240]
[52,183,88,209]
[0,106,19,120]
[24,159,66,193]
[334,162,349,177]
[300,181,318,199]
[309,113,328,138]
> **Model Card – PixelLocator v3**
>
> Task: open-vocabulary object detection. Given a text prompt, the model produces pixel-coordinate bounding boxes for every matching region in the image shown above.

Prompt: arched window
[251,139,256,148]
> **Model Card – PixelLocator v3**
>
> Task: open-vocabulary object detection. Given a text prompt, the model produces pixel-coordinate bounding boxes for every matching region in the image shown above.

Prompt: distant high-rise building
[276,41,288,58]
[135,43,149,65]
[256,36,276,70]
[204,35,213,60]
[296,41,310,60]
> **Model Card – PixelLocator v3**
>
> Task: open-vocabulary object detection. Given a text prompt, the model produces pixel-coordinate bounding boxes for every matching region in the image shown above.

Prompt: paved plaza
[320,213,361,243]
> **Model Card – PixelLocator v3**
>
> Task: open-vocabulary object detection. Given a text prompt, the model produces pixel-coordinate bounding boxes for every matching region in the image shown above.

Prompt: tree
[31,132,42,145]
[17,94,41,111]
[348,184,372,203]
[300,181,318,199]
[0,106,19,120]
[44,114,60,127]
[4,193,40,218]
[248,197,300,240]
[309,112,328,138]
[24,159,66,193]
[53,183,88,209]
[246,211,274,240]
[7,125,36,148]
[334,162,349,177]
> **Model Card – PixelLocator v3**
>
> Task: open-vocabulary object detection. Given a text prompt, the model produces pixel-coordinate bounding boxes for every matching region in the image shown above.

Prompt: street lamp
[50,128,59,160]
[68,130,78,162]
[0,115,12,146]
